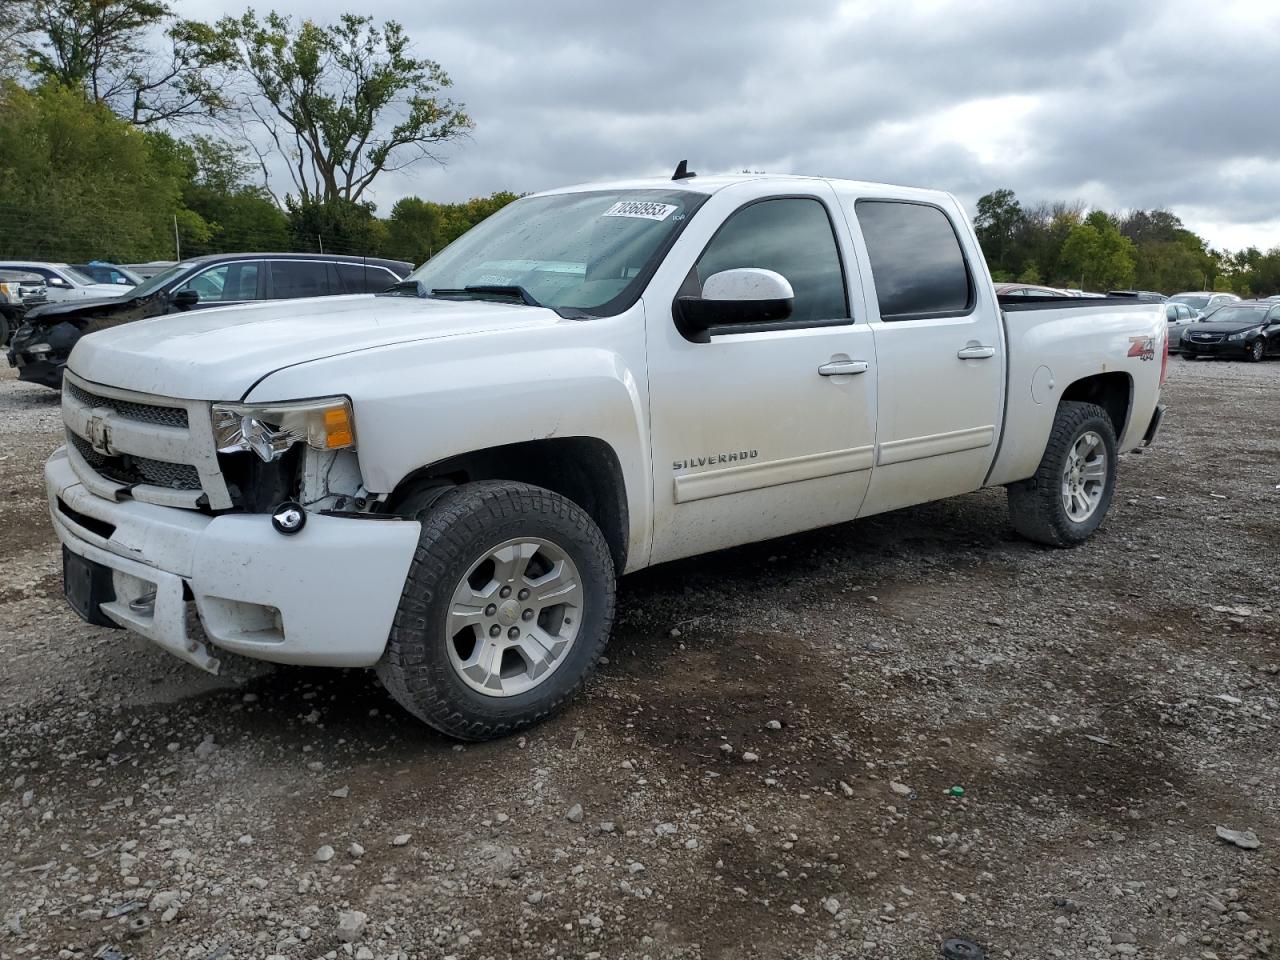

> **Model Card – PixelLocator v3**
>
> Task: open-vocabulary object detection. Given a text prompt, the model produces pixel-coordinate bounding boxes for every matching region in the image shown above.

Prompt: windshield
[60,265,97,285]
[1200,304,1267,324]
[128,262,197,298]
[1170,294,1210,311]
[406,189,707,315]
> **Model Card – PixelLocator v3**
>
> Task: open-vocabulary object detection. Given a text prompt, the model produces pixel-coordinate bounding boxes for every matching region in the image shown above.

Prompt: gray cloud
[185,0,1280,249]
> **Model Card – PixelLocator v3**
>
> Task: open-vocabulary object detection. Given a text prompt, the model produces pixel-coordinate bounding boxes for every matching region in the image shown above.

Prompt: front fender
[245,309,654,569]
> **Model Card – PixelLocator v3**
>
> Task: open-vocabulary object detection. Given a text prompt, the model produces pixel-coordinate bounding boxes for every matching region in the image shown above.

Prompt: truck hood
[67,294,563,400]
[28,290,158,325]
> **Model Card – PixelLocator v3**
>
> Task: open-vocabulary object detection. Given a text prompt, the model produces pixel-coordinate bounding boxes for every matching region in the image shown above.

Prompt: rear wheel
[377,481,615,740]
[1007,401,1117,547]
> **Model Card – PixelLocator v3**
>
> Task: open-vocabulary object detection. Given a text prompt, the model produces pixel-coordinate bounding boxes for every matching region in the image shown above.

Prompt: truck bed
[985,296,1167,487]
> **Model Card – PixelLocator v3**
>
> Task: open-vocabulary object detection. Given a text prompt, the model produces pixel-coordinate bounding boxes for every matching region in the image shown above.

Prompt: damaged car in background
[7,252,412,389]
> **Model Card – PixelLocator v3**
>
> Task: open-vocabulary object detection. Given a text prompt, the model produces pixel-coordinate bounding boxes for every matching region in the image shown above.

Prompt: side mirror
[48,277,69,287]
[675,268,795,335]
[171,288,199,308]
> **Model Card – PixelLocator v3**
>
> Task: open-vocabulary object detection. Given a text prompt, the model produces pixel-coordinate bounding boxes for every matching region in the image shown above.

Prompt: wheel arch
[386,436,630,574]
[1059,371,1132,440]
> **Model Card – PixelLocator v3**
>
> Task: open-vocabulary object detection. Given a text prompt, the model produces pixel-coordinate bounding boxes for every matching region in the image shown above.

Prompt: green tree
[21,0,232,125]
[284,196,388,255]
[1059,211,1137,290]
[974,188,1024,277]
[1017,263,1042,284]
[214,10,473,205]
[0,80,191,259]
[385,196,442,265]
[385,191,519,266]
[150,133,290,254]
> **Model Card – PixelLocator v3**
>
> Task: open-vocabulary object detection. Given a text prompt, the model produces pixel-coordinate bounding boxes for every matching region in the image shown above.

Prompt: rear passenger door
[841,195,1004,516]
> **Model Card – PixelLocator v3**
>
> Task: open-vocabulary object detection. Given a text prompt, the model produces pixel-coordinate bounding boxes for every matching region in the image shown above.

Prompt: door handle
[957,344,996,360]
[818,360,870,376]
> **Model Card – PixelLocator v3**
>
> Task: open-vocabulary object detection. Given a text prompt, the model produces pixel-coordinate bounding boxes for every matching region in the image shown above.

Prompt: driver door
[643,183,877,565]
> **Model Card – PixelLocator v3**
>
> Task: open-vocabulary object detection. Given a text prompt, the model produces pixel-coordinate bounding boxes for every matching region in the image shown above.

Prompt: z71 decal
[1127,335,1156,361]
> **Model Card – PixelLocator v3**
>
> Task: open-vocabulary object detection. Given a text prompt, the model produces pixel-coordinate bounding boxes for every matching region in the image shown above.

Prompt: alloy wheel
[1061,430,1108,523]
[445,537,584,697]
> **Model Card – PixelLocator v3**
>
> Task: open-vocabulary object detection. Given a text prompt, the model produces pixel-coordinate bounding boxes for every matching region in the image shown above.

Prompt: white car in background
[0,261,123,303]
[1168,291,1239,316]
[1165,301,1199,352]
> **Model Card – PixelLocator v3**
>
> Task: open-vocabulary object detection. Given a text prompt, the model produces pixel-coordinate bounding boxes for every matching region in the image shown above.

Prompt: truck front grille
[61,372,232,509]
[67,432,203,491]
[65,380,189,428]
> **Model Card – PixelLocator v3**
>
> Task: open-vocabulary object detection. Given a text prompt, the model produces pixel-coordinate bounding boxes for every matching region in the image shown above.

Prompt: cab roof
[533,172,956,204]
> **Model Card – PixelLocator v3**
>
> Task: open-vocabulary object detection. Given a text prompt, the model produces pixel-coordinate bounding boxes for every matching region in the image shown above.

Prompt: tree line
[0,0,515,264]
[975,188,1280,297]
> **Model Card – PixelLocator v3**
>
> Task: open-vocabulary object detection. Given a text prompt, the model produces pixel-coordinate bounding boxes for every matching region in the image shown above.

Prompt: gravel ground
[0,357,1277,960]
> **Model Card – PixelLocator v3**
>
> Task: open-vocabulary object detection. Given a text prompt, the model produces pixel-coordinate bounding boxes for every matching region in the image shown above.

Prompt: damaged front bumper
[46,447,421,673]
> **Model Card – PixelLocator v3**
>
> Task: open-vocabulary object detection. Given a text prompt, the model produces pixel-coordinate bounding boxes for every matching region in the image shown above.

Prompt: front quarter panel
[244,306,654,571]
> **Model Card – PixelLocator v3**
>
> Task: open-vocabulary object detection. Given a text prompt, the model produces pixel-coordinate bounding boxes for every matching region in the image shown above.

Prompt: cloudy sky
[187,0,1280,251]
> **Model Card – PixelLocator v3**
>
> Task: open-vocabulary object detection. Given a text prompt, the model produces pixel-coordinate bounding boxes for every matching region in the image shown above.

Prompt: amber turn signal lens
[323,406,355,449]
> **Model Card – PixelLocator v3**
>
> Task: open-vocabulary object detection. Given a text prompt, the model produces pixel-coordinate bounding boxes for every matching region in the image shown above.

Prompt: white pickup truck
[46,170,1167,739]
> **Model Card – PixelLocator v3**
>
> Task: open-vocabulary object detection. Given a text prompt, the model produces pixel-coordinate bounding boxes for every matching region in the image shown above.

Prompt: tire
[1248,340,1264,362]
[1007,401,1118,547]
[377,480,615,740]
[0,312,9,347]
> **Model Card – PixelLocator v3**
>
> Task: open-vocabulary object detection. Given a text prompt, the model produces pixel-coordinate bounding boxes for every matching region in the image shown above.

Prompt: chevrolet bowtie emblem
[88,407,113,456]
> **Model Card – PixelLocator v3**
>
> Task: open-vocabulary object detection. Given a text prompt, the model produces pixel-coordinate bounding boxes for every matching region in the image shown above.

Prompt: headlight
[212,396,356,463]
[26,343,52,355]
[1227,326,1262,341]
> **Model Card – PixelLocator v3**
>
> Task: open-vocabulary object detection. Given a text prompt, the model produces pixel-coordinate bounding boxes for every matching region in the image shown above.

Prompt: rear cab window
[854,199,974,321]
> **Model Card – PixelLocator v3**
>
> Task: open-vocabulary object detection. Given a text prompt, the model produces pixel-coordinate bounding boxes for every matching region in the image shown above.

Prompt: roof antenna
[672,159,697,181]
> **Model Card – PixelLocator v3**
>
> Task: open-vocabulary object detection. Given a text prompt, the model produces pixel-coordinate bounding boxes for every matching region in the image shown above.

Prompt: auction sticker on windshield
[602,201,679,221]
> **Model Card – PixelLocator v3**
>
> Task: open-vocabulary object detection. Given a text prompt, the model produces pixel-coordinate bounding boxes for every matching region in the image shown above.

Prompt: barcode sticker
[602,201,678,221]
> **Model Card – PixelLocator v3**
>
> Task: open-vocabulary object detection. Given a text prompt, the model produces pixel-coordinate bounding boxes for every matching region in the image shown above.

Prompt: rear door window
[269,261,332,299]
[336,263,398,294]
[855,200,974,321]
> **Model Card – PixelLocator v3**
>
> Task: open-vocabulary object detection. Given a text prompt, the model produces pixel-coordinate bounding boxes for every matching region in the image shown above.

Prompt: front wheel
[377,481,615,740]
[1248,340,1265,362]
[1007,401,1118,547]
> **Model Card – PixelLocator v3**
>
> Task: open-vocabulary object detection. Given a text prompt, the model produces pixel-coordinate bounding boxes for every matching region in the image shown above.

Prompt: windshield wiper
[429,285,542,307]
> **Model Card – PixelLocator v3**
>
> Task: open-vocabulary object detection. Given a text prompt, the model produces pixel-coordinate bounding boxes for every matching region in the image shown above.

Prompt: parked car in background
[7,252,413,388]
[1180,300,1280,362]
[0,261,125,303]
[1168,291,1240,315]
[123,261,178,279]
[72,261,143,287]
[993,282,1072,297]
[1164,301,1198,352]
[1108,290,1168,302]
[0,270,48,346]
